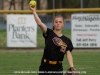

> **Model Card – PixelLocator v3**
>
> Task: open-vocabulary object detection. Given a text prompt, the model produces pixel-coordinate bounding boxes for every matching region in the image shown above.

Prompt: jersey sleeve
[67,39,74,52]
[43,28,52,39]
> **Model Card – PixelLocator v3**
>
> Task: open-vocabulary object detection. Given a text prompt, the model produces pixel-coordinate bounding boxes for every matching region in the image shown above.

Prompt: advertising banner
[71,14,100,48]
[7,15,37,47]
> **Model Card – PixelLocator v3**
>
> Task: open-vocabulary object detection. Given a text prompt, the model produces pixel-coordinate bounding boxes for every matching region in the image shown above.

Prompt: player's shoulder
[63,35,72,45]
[47,28,53,32]
[63,35,70,40]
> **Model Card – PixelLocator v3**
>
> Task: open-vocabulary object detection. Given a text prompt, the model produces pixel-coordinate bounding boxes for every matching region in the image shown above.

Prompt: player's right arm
[29,4,47,34]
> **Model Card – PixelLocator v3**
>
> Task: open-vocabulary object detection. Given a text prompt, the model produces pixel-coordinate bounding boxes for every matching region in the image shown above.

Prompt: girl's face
[53,17,64,30]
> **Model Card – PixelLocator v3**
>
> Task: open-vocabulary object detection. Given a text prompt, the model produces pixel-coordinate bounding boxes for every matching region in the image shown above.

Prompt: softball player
[29,4,75,75]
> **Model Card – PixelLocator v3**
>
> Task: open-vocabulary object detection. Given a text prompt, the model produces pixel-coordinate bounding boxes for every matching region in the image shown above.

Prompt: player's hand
[29,4,36,12]
[65,67,80,75]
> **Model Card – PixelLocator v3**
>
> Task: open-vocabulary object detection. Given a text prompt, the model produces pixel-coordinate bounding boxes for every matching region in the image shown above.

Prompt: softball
[29,0,36,7]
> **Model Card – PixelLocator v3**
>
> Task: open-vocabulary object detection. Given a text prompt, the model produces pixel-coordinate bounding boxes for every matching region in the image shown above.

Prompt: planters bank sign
[7,15,37,47]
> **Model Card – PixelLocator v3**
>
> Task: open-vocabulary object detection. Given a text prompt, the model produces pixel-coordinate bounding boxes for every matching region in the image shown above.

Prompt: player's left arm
[66,50,74,68]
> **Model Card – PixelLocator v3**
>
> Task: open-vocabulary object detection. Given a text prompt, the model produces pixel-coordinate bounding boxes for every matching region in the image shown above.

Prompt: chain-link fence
[0,0,100,29]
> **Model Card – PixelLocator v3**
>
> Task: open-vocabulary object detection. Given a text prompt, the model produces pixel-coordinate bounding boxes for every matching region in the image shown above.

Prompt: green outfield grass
[0,29,71,49]
[0,52,100,75]
[0,29,6,48]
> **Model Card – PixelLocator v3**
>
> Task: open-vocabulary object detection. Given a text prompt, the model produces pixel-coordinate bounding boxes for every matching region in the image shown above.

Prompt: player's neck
[53,30,62,37]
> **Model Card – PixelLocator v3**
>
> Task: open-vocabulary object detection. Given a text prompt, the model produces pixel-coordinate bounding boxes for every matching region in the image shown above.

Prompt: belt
[43,59,62,65]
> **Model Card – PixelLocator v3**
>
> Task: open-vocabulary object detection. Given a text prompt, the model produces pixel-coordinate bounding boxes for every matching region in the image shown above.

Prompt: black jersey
[42,28,74,61]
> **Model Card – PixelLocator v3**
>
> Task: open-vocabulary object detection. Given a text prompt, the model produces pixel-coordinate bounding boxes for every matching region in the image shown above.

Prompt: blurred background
[0,0,100,48]
[0,0,100,29]
[0,1,100,75]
